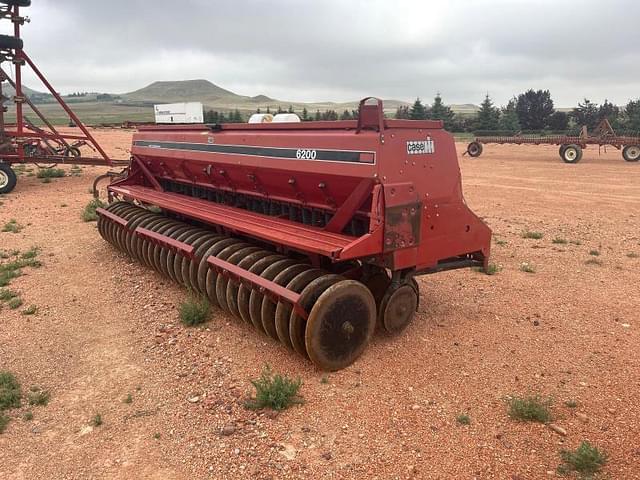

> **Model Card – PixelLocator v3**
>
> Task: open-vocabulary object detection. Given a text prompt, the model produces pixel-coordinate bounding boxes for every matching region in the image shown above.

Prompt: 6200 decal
[296,149,317,160]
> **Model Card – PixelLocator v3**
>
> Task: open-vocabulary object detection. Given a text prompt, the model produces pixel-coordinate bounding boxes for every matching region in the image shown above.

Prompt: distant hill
[124,79,240,103]
[1,82,47,99]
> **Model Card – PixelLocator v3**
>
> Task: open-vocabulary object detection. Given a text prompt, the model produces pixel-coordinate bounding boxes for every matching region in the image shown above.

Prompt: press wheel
[379,282,418,335]
[261,264,309,340]
[305,280,376,371]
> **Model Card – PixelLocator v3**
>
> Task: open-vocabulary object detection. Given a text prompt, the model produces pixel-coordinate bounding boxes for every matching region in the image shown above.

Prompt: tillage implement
[97,98,492,370]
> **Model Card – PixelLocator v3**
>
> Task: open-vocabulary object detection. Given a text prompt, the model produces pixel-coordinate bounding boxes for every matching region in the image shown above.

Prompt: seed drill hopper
[97,98,491,370]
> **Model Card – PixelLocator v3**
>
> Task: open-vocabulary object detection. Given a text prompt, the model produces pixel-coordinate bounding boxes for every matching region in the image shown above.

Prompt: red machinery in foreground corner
[96,98,492,370]
[0,0,127,194]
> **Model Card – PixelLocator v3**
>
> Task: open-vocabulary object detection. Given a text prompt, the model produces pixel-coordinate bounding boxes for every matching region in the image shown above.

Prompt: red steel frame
[98,98,492,315]
[0,3,127,167]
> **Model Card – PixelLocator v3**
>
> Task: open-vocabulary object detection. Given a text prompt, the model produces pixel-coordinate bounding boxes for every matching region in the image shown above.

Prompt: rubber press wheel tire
[0,34,23,50]
[622,145,640,162]
[467,141,483,158]
[0,163,17,194]
[561,144,583,164]
[558,144,568,158]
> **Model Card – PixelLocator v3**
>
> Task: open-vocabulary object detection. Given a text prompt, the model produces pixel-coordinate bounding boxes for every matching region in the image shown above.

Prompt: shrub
[7,297,23,309]
[456,414,471,425]
[91,413,103,427]
[552,237,568,244]
[82,198,105,222]
[22,305,37,315]
[245,366,303,411]
[520,262,536,273]
[0,413,8,433]
[522,230,544,240]
[585,258,602,266]
[27,388,50,406]
[558,441,607,477]
[589,249,600,256]
[507,395,551,423]
[0,288,17,301]
[2,219,22,233]
[179,294,210,326]
[0,371,21,411]
[36,167,65,179]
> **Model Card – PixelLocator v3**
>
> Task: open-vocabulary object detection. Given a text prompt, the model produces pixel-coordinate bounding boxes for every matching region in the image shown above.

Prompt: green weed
[245,366,303,411]
[507,395,551,423]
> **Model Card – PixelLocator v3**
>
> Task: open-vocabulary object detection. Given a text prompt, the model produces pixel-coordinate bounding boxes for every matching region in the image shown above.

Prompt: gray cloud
[3,0,639,106]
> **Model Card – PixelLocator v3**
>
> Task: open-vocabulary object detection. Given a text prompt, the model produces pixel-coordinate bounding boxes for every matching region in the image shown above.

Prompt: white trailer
[153,102,204,124]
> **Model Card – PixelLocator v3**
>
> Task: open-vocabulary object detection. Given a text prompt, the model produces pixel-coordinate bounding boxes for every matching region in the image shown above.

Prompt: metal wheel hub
[0,170,8,189]
[628,146,640,159]
[380,283,418,334]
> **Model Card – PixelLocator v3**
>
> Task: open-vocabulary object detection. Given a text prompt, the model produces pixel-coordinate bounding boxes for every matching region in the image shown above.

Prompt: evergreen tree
[301,107,309,121]
[624,99,640,132]
[232,109,243,122]
[430,94,455,129]
[287,105,294,113]
[475,94,500,131]
[597,99,619,125]
[515,89,554,130]
[547,111,569,131]
[409,97,428,120]
[571,99,599,130]
[351,109,359,119]
[314,109,322,121]
[340,109,352,120]
[277,105,284,114]
[266,106,271,114]
[395,105,410,119]
[256,107,261,114]
[499,99,521,133]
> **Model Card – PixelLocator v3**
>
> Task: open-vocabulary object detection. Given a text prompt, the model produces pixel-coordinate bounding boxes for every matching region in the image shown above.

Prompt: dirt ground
[0,130,639,480]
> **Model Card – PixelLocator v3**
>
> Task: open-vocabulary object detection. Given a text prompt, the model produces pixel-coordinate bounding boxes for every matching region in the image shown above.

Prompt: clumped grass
[320,375,329,384]
[522,230,544,240]
[20,247,39,260]
[27,388,50,406]
[520,262,536,273]
[585,258,603,266]
[589,249,600,256]
[564,400,578,408]
[245,366,303,411]
[495,239,507,246]
[2,219,22,233]
[570,240,583,246]
[179,294,210,326]
[626,252,638,258]
[153,432,161,439]
[0,371,21,411]
[484,263,501,275]
[41,177,52,184]
[23,411,33,421]
[0,288,17,301]
[91,413,103,427]
[0,269,21,287]
[21,305,37,315]
[82,198,105,222]
[558,441,607,477]
[8,296,23,309]
[0,413,8,433]
[36,167,65,179]
[507,395,552,423]
[456,414,471,425]
[552,237,568,245]
[124,393,133,404]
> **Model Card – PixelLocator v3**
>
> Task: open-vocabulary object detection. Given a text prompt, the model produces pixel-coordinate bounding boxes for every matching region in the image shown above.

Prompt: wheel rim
[627,146,640,160]
[0,170,8,189]
[565,149,577,161]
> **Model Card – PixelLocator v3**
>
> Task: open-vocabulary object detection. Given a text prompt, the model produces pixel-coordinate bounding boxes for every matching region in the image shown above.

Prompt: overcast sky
[4,0,639,107]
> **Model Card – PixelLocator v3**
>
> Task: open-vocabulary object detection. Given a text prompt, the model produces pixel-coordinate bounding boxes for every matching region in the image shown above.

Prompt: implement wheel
[467,142,483,158]
[561,144,583,164]
[305,280,376,371]
[0,162,17,194]
[622,145,640,162]
[379,282,419,335]
[559,144,568,157]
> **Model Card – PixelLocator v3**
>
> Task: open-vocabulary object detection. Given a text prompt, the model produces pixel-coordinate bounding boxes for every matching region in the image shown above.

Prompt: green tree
[395,105,410,119]
[287,105,294,114]
[499,98,521,133]
[276,105,284,114]
[314,109,321,121]
[515,89,555,130]
[572,99,599,130]
[475,94,500,131]
[301,107,309,121]
[624,99,640,132]
[232,109,243,122]
[597,99,620,125]
[547,111,569,131]
[256,107,261,114]
[409,97,428,120]
[430,94,455,130]
[340,109,352,120]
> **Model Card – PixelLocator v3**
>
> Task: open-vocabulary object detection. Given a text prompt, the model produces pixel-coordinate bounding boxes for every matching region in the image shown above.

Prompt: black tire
[559,144,568,158]
[467,141,483,157]
[622,145,640,162]
[561,144,583,164]
[0,162,17,194]
[64,146,81,157]
[0,34,23,51]
[0,0,31,7]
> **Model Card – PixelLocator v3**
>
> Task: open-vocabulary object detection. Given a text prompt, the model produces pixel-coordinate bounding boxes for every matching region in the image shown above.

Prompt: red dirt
[0,131,638,479]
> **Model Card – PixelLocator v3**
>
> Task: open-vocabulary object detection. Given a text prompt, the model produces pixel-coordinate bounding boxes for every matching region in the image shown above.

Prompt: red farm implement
[465,119,640,164]
[97,98,492,370]
[0,0,127,194]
